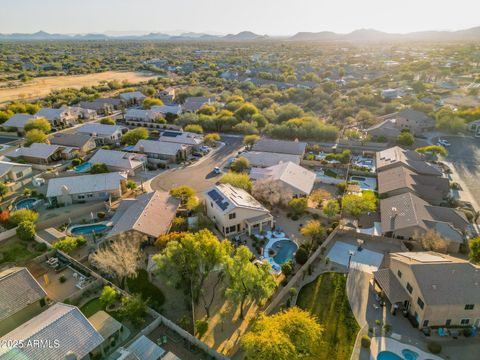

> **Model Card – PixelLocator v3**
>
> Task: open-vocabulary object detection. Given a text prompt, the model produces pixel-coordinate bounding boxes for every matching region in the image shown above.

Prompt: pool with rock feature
[263,234,298,273]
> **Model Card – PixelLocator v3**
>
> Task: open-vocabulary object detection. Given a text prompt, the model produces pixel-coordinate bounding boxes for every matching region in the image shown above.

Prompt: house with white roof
[2,114,39,134]
[251,139,307,157]
[77,123,127,145]
[0,303,104,360]
[205,183,274,236]
[132,140,188,164]
[106,191,180,243]
[242,151,301,168]
[119,91,146,105]
[6,143,78,165]
[250,161,316,196]
[89,149,146,175]
[35,107,77,127]
[46,172,127,206]
[0,267,47,336]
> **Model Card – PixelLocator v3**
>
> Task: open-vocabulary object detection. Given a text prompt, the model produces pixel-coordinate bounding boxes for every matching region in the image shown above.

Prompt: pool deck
[370,337,443,360]
[262,231,296,273]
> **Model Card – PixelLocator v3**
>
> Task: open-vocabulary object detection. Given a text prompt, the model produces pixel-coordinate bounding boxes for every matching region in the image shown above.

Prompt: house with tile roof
[242,151,301,168]
[373,252,480,329]
[124,109,164,128]
[205,183,273,236]
[0,303,104,360]
[132,140,188,164]
[119,91,146,105]
[250,161,315,196]
[380,192,470,252]
[182,96,215,113]
[46,172,127,206]
[0,268,47,336]
[106,191,180,243]
[49,133,97,155]
[376,146,442,176]
[5,143,78,164]
[35,107,77,127]
[77,123,127,145]
[2,114,39,134]
[158,130,203,150]
[89,149,146,175]
[0,161,32,190]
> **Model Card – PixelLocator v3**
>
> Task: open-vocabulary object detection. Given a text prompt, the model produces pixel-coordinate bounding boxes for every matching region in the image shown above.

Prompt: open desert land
[0,71,158,103]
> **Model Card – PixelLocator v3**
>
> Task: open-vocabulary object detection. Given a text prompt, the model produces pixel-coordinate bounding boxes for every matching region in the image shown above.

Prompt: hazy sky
[2,0,479,35]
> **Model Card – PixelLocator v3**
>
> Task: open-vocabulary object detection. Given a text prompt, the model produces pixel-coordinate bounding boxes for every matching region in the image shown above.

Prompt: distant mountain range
[1,27,480,42]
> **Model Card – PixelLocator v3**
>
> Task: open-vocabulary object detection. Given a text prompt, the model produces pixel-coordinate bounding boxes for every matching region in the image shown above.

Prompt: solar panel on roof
[162,131,181,137]
[218,200,229,211]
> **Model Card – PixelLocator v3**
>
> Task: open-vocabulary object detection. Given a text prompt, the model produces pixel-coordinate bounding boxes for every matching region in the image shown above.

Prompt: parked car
[437,139,451,147]
[214,166,222,174]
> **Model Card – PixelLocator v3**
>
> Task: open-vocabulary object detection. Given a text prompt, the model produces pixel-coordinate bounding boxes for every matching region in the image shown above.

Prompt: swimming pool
[74,162,92,173]
[68,223,111,236]
[14,198,39,210]
[272,240,298,264]
[377,351,403,360]
[402,349,418,360]
[350,176,366,182]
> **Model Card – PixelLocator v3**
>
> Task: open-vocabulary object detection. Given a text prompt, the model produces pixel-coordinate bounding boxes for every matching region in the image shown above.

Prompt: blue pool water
[74,162,92,173]
[70,224,111,236]
[377,351,403,360]
[402,349,418,360]
[15,198,38,209]
[351,176,366,181]
[272,240,298,264]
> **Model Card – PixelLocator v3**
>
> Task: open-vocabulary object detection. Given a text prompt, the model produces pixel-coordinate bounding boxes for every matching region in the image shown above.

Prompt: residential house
[67,106,97,121]
[242,151,301,168]
[77,123,127,145]
[376,146,442,176]
[365,119,401,139]
[250,161,315,196]
[183,96,215,113]
[205,183,274,236]
[88,311,123,354]
[49,133,97,155]
[6,143,78,164]
[0,161,32,191]
[468,119,480,138]
[88,149,146,175]
[46,172,127,205]
[78,98,124,115]
[119,91,146,105]
[0,267,47,336]
[156,87,176,104]
[380,192,470,252]
[132,140,188,164]
[2,114,39,134]
[124,109,164,128]
[159,130,203,151]
[383,109,435,135]
[106,191,180,243]
[382,88,405,99]
[377,166,450,205]
[150,104,182,116]
[0,303,104,360]
[251,139,307,157]
[35,107,77,127]
[373,252,480,329]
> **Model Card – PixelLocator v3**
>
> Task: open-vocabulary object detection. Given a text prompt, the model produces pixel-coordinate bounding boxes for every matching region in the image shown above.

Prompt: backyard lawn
[0,238,40,265]
[296,272,360,360]
[127,269,165,311]
[80,297,105,318]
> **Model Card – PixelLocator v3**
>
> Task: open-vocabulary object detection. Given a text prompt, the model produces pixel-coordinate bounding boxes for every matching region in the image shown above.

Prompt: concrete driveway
[150,134,243,193]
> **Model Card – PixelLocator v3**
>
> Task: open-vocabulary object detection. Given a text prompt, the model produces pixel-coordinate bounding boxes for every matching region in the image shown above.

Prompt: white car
[437,139,451,147]
[213,167,222,174]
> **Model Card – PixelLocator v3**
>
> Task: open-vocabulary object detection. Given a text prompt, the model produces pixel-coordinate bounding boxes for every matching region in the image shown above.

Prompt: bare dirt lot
[0,71,158,103]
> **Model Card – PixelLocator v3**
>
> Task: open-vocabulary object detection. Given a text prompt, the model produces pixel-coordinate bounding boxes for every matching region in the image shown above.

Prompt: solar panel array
[207,189,229,211]
[161,131,181,138]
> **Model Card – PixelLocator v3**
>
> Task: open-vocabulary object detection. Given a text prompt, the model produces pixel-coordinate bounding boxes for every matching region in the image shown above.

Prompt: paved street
[150,134,243,193]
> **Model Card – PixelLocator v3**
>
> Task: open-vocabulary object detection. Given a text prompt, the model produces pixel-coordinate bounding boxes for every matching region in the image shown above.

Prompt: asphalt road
[149,134,244,193]
[434,136,480,203]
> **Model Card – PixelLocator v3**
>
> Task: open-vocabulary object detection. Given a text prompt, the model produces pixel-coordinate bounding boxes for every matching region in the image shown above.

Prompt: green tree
[323,200,340,218]
[300,220,326,246]
[153,230,233,317]
[24,118,51,133]
[119,294,147,326]
[184,124,203,134]
[225,246,276,319]
[242,307,322,360]
[235,102,259,121]
[100,117,115,125]
[220,172,252,192]
[415,145,448,157]
[396,131,414,146]
[99,285,118,307]
[16,221,36,241]
[0,182,9,199]
[469,237,480,264]
[143,97,163,109]
[90,163,109,174]
[53,236,87,253]
[25,129,48,145]
[230,156,250,173]
[170,185,196,205]
[195,319,209,338]
[243,134,260,148]
[126,180,137,189]
[121,127,149,145]
[356,109,376,126]
[9,208,38,226]
[342,191,377,218]
[204,133,220,146]
[288,198,308,217]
